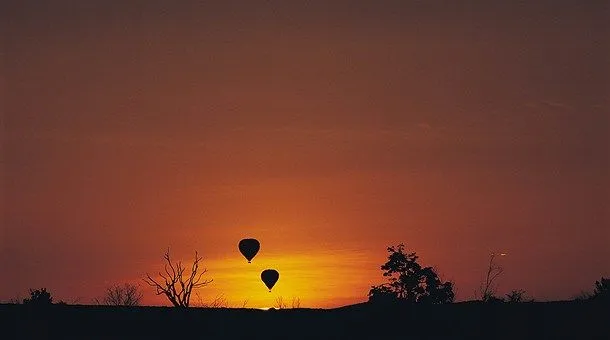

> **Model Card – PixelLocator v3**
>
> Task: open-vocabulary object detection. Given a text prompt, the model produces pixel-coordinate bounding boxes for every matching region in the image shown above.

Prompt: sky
[1,0,609,308]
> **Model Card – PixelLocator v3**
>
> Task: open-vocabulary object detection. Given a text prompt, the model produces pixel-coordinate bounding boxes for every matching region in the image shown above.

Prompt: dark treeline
[2,243,608,339]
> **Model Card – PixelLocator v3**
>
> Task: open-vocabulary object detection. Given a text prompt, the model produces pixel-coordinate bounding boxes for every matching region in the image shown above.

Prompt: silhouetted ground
[1,301,608,339]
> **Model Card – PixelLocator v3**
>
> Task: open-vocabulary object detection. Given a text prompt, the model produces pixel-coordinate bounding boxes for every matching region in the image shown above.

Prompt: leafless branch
[143,248,212,308]
[291,297,301,308]
[478,253,505,301]
[275,296,286,309]
[208,294,228,308]
[94,283,142,306]
[274,296,302,309]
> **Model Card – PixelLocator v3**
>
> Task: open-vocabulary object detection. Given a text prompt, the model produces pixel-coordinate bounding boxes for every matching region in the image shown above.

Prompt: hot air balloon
[261,269,279,292]
[238,238,260,263]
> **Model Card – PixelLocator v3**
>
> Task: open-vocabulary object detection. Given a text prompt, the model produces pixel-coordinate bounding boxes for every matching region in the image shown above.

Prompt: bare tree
[505,289,529,303]
[143,248,212,308]
[274,296,301,309]
[275,296,285,309]
[194,292,228,308]
[94,283,143,306]
[477,252,506,301]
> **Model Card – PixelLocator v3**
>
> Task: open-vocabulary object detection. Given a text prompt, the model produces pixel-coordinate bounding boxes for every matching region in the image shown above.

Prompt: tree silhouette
[144,248,212,308]
[94,283,143,306]
[592,277,609,302]
[274,296,301,309]
[368,244,454,304]
[505,289,524,303]
[193,292,229,308]
[477,252,505,302]
[368,284,400,304]
[23,288,53,306]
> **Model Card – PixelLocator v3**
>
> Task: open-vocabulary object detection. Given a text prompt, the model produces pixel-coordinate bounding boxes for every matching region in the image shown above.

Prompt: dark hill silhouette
[2,300,608,339]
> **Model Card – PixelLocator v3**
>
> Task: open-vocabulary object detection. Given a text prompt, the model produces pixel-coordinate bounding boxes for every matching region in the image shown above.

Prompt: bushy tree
[368,244,454,304]
[23,288,53,306]
[367,284,398,304]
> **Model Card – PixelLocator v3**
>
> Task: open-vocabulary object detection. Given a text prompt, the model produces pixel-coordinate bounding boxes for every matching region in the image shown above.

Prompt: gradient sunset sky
[2,1,609,308]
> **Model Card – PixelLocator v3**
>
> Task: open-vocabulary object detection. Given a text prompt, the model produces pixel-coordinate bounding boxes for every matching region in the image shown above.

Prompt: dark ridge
[1,301,608,339]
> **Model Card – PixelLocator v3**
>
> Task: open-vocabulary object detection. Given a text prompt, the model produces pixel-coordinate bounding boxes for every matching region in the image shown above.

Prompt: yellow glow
[144,249,378,309]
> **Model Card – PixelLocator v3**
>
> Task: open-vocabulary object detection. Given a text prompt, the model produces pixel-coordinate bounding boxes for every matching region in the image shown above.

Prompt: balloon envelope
[238,238,260,263]
[261,269,279,292]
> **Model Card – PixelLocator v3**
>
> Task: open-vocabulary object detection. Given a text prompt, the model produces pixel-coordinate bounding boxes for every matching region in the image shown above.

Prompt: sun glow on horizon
[142,249,378,309]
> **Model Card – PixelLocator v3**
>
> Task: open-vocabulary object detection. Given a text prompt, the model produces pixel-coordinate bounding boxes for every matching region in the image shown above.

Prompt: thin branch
[144,248,212,308]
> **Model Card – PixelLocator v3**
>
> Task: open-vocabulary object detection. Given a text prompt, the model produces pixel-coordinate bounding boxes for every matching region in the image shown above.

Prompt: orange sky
[2,1,609,308]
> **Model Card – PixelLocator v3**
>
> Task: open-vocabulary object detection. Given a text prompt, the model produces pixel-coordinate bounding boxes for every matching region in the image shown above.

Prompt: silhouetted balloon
[261,269,279,292]
[238,238,260,263]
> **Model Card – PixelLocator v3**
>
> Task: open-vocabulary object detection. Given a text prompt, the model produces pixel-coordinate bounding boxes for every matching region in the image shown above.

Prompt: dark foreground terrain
[1,301,608,339]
